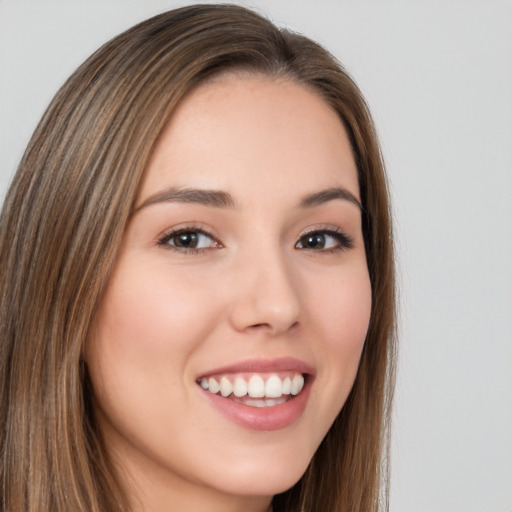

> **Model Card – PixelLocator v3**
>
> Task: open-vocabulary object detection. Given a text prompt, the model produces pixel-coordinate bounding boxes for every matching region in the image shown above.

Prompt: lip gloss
[196,357,315,430]
[200,382,311,431]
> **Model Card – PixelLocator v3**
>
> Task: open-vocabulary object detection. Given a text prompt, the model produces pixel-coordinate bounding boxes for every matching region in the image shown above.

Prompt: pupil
[305,234,325,248]
[176,232,198,248]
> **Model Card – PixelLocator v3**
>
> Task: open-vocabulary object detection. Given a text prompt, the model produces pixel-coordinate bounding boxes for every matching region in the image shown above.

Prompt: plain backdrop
[1,1,511,511]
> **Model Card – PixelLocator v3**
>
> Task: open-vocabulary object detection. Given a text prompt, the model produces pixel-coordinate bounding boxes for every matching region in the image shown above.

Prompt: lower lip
[199,378,312,431]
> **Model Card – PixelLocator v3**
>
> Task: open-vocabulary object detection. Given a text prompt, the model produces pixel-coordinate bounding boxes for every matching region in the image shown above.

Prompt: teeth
[282,377,291,395]
[199,373,306,400]
[290,374,304,395]
[248,375,265,398]
[265,375,282,398]
[243,397,287,407]
[220,376,233,397]
[208,377,220,394]
[233,377,247,397]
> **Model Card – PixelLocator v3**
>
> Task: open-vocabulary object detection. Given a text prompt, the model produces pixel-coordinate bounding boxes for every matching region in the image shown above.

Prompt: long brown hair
[0,4,396,511]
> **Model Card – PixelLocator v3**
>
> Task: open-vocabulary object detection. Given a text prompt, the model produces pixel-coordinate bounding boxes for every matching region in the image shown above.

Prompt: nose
[228,249,302,336]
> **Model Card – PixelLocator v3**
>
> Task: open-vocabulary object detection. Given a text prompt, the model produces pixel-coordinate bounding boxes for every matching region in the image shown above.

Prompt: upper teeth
[199,373,305,398]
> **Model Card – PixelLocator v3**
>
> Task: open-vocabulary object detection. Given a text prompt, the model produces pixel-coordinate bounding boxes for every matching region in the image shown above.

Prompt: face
[86,75,372,511]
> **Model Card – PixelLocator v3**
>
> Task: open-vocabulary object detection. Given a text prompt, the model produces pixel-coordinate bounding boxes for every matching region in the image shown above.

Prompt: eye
[295,229,353,252]
[158,228,221,252]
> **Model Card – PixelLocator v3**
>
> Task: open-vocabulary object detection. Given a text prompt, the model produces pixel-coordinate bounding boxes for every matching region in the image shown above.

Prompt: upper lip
[196,357,315,379]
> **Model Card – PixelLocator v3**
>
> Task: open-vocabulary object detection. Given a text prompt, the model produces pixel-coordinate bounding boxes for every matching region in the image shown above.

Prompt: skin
[86,74,372,512]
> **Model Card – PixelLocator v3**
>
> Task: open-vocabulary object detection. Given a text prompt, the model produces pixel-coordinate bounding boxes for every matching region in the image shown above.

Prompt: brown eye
[173,231,200,248]
[295,230,353,251]
[299,233,328,249]
[159,229,219,251]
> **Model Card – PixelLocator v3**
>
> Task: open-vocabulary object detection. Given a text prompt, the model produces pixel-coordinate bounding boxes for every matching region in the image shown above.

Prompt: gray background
[1,1,511,510]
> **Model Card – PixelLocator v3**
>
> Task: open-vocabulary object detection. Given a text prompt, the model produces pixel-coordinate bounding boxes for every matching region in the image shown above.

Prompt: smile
[198,372,305,407]
[196,359,313,431]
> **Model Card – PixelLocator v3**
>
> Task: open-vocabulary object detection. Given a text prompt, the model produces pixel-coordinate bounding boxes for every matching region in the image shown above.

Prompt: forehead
[139,74,359,204]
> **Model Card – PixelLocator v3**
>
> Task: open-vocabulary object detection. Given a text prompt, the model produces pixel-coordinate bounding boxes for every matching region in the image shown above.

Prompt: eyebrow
[135,185,361,212]
[135,187,237,211]
[299,187,362,210]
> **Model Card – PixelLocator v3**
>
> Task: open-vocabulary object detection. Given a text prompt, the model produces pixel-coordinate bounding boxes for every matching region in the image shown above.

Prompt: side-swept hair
[0,4,395,511]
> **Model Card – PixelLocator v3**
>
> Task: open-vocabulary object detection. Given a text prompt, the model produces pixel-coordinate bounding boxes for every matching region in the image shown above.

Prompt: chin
[204,450,311,498]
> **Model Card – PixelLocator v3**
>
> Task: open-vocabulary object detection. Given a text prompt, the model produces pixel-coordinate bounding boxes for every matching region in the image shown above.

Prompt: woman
[0,4,395,512]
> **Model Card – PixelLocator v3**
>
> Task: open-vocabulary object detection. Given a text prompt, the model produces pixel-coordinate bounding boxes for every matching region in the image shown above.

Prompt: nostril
[245,320,299,335]
[247,322,270,330]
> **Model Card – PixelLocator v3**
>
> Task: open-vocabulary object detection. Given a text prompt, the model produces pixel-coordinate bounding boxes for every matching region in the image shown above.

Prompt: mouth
[196,358,313,431]
[197,371,306,407]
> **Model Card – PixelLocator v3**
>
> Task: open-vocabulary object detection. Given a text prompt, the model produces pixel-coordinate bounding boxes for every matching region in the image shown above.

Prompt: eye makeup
[295,227,354,253]
[157,225,223,254]
[156,222,354,256]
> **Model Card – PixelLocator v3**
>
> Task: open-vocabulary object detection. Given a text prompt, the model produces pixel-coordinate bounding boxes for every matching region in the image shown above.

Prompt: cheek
[85,263,227,434]
[90,265,222,368]
[85,263,228,457]
[307,266,372,403]
[313,267,372,349]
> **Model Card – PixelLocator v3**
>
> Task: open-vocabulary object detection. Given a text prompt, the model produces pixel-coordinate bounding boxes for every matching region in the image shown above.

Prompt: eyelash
[157,226,354,254]
[157,226,222,254]
[296,228,354,253]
